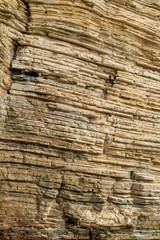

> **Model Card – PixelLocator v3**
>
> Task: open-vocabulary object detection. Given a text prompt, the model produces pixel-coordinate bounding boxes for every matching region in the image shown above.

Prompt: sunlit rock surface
[0,0,160,239]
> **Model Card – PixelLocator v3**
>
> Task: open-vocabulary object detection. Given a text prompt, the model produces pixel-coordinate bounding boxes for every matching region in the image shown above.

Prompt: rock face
[0,0,160,239]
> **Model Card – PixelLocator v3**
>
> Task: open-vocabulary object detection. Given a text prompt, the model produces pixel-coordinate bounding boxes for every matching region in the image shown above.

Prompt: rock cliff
[0,0,160,239]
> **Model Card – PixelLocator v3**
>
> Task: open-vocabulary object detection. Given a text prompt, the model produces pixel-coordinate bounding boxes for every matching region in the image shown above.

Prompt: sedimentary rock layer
[0,0,160,239]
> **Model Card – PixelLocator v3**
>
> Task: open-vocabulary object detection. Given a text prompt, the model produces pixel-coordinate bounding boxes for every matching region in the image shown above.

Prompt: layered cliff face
[0,0,160,239]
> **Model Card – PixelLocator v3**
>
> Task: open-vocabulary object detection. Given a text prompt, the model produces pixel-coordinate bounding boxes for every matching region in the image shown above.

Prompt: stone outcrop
[0,0,160,239]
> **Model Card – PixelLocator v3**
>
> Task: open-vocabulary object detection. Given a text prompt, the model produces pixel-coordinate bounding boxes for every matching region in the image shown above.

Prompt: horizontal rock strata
[0,0,160,239]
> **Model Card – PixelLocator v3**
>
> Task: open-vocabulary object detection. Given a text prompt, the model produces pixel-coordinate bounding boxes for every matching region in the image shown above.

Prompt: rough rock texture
[0,0,160,239]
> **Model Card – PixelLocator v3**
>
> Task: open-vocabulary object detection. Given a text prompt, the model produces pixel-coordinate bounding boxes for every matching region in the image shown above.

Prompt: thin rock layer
[0,0,160,239]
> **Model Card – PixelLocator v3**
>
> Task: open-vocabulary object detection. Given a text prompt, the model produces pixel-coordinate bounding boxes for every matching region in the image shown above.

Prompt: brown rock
[0,0,160,239]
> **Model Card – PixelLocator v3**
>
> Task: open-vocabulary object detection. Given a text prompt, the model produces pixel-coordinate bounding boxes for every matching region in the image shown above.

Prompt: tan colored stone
[0,0,160,239]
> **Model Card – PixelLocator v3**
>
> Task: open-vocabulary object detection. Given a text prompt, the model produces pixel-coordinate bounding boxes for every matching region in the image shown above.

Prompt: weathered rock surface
[0,0,160,239]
